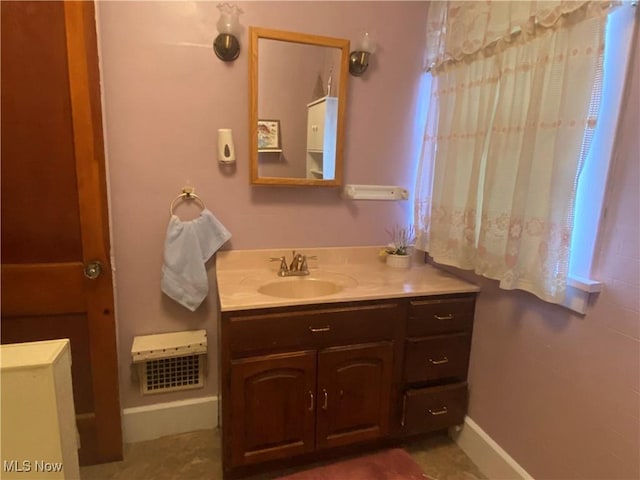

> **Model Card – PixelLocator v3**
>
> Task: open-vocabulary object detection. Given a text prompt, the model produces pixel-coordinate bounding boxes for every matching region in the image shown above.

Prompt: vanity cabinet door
[229,350,317,467]
[316,342,393,450]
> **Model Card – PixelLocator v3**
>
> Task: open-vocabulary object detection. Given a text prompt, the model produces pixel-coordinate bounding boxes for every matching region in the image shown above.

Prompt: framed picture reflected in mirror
[257,119,281,151]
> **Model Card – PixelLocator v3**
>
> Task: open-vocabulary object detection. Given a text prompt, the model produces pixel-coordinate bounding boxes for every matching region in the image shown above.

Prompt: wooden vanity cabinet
[220,300,403,477]
[219,293,476,478]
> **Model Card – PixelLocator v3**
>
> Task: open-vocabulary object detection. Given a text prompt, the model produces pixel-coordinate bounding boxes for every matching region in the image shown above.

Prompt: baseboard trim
[449,416,534,480]
[122,396,218,444]
[122,400,530,475]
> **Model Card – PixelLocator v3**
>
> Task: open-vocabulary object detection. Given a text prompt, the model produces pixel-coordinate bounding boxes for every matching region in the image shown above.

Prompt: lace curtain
[416,1,609,303]
[425,1,614,72]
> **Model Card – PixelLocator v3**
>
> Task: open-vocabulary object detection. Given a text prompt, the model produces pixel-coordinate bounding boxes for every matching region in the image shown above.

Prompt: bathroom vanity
[216,247,479,478]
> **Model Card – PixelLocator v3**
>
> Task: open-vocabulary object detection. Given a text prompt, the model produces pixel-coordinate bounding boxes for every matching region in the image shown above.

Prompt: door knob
[84,260,103,280]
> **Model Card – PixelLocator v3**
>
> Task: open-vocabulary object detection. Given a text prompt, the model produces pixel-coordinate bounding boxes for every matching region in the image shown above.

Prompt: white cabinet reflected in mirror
[306,96,338,180]
[249,27,349,186]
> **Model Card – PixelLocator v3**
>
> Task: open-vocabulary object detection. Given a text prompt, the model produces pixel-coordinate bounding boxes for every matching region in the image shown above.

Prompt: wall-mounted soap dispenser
[217,128,236,164]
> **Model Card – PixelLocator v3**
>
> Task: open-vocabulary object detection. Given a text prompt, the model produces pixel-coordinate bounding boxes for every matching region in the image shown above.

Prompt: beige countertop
[215,246,480,312]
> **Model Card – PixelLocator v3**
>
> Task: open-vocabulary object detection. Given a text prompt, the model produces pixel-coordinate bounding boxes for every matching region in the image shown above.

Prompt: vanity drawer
[401,383,467,435]
[227,302,400,356]
[408,296,475,336]
[404,333,471,383]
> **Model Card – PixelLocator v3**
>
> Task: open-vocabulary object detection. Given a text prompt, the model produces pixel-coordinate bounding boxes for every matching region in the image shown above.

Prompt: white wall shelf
[342,184,409,201]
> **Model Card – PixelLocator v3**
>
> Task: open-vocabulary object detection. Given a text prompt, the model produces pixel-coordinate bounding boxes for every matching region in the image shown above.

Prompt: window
[569,4,636,280]
[562,4,636,312]
[414,2,636,313]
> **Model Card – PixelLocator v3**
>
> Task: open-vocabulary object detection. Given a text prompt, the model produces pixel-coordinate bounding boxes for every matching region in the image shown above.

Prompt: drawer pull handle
[308,391,314,412]
[322,389,328,410]
[309,326,331,333]
[429,356,449,365]
[434,313,454,320]
[428,407,448,416]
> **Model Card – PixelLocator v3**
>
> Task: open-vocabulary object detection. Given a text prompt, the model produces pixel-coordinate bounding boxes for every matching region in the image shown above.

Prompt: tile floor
[80,429,486,480]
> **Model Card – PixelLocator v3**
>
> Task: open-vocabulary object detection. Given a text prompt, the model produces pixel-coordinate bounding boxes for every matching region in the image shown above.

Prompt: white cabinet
[1,339,80,479]
[306,96,338,180]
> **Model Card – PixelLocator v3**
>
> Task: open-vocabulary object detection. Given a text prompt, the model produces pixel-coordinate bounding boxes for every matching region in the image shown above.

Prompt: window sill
[422,253,602,315]
[563,275,603,314]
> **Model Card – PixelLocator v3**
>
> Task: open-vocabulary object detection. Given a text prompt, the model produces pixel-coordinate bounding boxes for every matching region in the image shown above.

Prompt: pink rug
[275,448,431,480]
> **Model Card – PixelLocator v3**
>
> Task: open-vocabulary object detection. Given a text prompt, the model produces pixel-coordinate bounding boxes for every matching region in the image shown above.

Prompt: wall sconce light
[349,32,376,77]
[213,3,243,62]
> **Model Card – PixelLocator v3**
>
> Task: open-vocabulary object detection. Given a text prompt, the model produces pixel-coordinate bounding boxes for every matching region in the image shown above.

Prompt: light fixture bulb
[349,31,375,77]
[357,32,376,54]
[214,3,242,62]
[216,3,242,36]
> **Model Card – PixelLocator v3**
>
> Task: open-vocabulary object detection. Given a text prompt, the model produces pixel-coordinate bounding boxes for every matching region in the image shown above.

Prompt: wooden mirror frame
[249,27,350,187]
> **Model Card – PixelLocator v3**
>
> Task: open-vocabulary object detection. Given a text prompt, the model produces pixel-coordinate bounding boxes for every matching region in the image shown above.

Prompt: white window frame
[564,4,636,314]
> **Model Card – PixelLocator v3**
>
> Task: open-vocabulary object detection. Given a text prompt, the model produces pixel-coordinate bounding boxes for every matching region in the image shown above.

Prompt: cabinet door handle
[308,391,314,412]
[401,394,408,427]
[429,356,449,365]
[428,406,448,416]
[309,326,331,333]
[322,388,328,410]
[434,313,454,320]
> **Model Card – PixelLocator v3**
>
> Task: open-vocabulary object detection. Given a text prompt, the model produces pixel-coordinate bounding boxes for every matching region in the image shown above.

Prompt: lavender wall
[98,3,638,476]
[463,27,640,479]
[97,2,428,409]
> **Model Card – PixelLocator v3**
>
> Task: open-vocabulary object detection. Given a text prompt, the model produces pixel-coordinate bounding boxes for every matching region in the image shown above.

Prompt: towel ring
[169,189,206,216]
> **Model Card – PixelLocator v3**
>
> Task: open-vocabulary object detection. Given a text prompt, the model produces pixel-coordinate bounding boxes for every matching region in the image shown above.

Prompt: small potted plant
[382,224,415,269]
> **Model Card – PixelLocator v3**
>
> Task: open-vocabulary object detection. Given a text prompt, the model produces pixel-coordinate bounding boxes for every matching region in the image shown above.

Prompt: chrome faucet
[269,251,316,277]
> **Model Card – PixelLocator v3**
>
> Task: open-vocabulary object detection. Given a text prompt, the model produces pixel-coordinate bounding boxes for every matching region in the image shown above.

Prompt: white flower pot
[386,253,411,269]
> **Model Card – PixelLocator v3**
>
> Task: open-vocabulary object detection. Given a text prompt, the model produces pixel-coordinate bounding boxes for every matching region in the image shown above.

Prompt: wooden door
[0,1,122,464]
[229,351,317,467]
[316,342,393,449]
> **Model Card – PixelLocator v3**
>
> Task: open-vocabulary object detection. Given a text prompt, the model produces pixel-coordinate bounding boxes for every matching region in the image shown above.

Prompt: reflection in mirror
[249,28,349,186]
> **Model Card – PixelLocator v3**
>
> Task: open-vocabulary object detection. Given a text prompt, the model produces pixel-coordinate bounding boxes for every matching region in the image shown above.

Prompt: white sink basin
[254,272,358,299]
[258,278,343,299]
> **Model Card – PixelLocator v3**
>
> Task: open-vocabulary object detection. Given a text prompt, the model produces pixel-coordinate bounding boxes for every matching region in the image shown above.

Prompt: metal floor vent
[131,330,207,395]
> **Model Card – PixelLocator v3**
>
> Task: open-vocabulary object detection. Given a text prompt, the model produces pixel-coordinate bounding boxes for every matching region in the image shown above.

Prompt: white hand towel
[161,209,231,311]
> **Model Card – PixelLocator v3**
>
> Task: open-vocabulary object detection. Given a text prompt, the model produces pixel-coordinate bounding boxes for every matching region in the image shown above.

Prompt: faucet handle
[269,256,288,275]
[300,255,318,273]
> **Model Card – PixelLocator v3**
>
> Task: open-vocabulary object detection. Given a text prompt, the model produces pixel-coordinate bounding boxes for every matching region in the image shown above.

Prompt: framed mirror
[249,27,349,186]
